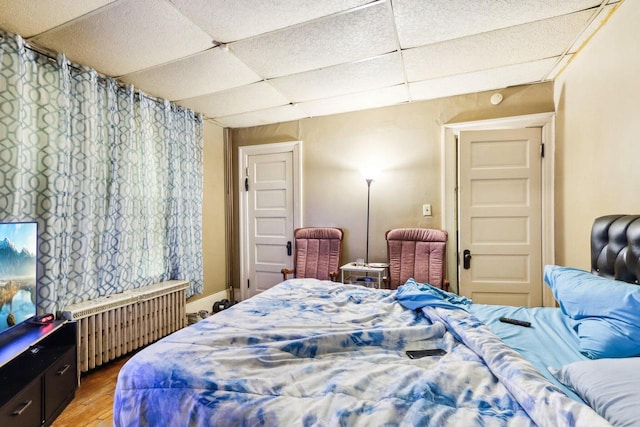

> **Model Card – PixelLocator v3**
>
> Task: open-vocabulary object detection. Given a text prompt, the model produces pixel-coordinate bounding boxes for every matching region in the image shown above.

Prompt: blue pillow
[550,358,640,427]
[544,265,640,359]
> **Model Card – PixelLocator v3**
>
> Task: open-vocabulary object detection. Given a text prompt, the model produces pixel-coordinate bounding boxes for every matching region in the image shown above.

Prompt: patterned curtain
[0,33,203,314]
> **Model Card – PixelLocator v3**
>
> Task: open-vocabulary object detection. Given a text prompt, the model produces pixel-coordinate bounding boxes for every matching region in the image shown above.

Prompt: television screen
[0,221,37,334]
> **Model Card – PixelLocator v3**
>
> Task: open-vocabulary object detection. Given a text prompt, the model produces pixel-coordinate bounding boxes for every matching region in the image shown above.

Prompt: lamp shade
[360,166,380,181]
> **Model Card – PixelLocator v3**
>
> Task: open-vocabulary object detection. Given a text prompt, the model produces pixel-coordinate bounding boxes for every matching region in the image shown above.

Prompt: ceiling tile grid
[393,0,605,48]
[298,84,409,118]
[228,1,398,79]
[170,0,373,43]
[0,0,624,128]
[120,47,262,101]
[408,57,560,101]
[566,3,619,54]
[0,0,115,38]
[269,52,406,103]
[29,0,214,76]
[178,81,291,118]
[403,9,595,82]
[214,103,308,128]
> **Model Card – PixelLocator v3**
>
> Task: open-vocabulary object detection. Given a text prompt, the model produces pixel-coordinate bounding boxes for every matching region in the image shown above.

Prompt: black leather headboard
[591,215,640,284]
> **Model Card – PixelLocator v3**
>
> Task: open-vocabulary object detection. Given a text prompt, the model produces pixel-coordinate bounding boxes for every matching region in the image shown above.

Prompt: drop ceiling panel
[177,82,290,117]
[404,9,594,82]
[393,0,603,48]
[215,104,308,128]
[0,0,115,38]
[120,47,262,101]
[299,84,409,118]
[409,57,559,101]
[30,0,214,76]
[171,0,372,43]
[269,53,405,103]
[0,0,624,128]
[229,1,398,79]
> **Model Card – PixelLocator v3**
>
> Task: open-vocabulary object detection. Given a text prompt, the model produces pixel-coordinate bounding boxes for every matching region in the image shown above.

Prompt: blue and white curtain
[0,33,203,314]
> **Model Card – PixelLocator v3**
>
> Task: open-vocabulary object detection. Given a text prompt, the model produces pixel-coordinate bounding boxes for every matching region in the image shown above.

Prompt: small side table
[340,262,389,289]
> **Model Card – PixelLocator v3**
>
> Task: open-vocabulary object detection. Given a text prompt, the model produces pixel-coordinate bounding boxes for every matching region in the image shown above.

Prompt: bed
[114,215,640,426]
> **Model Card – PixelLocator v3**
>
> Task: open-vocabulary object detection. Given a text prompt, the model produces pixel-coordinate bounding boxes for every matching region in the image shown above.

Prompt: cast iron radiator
[60,280,189,373]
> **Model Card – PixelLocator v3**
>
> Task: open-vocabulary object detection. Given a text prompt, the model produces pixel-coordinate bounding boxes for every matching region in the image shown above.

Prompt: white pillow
[550,358,640,427]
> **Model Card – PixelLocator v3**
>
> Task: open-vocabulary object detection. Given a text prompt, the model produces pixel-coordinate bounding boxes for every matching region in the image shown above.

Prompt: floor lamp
[365,177,373,264]
[360,168,378,265]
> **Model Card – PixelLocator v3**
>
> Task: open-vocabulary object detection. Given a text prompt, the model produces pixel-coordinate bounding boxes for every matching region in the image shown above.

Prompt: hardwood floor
[52,355,132,427]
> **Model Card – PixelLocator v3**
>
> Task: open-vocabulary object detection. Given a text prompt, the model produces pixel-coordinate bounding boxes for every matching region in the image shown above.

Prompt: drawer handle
[57,364,71,375]
[12,399,32,416]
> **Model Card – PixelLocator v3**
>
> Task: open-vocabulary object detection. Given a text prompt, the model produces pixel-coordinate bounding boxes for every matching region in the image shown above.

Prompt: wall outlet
[422,204,432,216]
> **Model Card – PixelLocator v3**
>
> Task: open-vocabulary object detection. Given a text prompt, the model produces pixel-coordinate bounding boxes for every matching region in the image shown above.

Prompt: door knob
[463,249,472,269]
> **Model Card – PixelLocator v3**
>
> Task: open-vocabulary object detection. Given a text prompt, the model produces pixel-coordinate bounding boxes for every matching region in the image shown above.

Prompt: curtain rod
[0,33,82,72]
[0,33,194,113]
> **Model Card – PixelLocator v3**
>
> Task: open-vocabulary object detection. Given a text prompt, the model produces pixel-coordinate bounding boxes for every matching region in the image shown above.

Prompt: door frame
[238,141,303,301]
[441,112,556,307]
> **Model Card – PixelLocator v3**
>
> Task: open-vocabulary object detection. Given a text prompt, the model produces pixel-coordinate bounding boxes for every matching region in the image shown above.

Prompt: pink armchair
[281,227,344,282]
[385,228,449,290]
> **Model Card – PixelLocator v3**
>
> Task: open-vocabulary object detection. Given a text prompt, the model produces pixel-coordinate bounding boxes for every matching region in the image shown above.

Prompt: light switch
[422,204,432,216]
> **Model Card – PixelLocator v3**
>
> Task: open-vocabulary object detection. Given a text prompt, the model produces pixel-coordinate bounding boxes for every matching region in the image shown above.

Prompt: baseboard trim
[186,290,229,313]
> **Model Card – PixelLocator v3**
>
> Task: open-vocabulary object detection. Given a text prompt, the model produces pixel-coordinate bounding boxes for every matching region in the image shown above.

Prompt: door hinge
[247,279,250,289]
[245,177,249,191]
[540,143,545,158]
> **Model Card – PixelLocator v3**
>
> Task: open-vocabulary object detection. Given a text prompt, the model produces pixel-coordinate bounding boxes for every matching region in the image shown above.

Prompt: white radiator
[61,280,189,373]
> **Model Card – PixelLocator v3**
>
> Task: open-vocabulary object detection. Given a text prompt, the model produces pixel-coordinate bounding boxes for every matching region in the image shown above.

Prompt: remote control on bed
[406,348,447,359]
[499,317,531,327]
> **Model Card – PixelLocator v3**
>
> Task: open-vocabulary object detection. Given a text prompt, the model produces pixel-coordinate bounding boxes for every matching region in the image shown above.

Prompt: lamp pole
[365,178,373,265]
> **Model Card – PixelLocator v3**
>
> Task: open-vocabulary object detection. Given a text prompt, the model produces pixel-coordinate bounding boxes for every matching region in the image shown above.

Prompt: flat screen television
[0,221,37,334]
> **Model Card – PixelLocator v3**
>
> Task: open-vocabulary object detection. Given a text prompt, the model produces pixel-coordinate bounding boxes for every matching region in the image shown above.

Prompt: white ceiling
[0,0,621,129]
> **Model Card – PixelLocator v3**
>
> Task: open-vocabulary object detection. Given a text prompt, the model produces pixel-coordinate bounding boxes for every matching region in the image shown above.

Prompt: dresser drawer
[44,347,77,421]
[0,378,42,427]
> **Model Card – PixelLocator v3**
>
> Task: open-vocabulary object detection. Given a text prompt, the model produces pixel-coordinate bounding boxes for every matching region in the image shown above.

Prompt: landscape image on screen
[0,222,37,333]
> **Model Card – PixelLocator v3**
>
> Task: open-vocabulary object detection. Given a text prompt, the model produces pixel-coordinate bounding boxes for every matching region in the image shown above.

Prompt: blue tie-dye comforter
[113,279,609,427]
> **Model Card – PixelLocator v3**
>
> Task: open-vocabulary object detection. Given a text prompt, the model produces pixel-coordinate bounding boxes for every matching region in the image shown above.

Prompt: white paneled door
[458,128,542,307]
[239,142,301,300]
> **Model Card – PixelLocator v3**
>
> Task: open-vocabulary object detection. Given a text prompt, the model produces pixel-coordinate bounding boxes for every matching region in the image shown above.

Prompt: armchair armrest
[281,268,295,281]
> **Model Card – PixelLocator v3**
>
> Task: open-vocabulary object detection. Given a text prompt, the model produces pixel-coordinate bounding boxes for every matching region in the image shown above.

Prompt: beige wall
[231,83,554,287]
[189,120,227,302]
[553,0,640,270]
[198,0,639,295]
